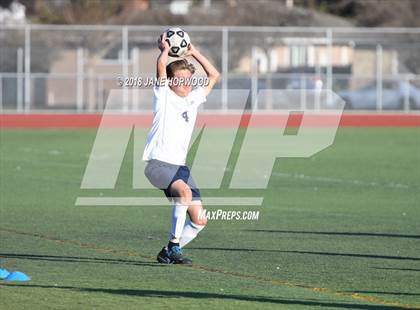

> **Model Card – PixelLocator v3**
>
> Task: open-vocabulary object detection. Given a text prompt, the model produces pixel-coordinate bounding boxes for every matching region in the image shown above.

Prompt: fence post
[17,48,23,112]
[132,47,140,111]
[326,28,333,108]
[403,74,410,112]
[300,76,306,110]
[24,24,31,112]
[76,47,84,112]
[88,67,95,111]
[122,26,129,111]
[251,47,258,110]
[376,44,383,111]
[0,74,2,111]
[97,76,104,111]
[222,27,228,111]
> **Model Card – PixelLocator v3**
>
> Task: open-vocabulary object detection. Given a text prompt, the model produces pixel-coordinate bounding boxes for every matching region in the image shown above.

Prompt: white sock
[179,220,205,248]
[169,202,189,243]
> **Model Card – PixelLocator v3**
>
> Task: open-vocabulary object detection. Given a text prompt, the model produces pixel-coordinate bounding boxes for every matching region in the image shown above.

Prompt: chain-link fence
[0,24,419,112]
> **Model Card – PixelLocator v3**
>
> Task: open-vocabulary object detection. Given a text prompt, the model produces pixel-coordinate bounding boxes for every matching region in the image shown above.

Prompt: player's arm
[156,34,170,84]
[186,44,220,96]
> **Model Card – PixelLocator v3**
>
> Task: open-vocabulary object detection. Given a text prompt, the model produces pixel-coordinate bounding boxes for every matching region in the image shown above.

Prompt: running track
[0,113,419,128]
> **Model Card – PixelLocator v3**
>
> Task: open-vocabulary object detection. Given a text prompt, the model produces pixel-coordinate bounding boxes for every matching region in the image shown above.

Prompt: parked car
[338,80,420,110]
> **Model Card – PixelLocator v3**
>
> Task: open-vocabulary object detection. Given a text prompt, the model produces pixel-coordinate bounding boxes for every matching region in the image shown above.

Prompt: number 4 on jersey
[182,111,189,122]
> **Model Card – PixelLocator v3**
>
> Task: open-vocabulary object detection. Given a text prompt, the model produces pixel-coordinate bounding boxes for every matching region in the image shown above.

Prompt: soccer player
[143,33,220,264]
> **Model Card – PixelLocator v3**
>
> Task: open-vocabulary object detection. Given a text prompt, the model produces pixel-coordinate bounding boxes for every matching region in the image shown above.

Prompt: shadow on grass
[341,290,420,297]
[188,247,420,261]
[0,283,411,309]
[0,253,162,268]
[372,267,420,272]
[244,230,420,240]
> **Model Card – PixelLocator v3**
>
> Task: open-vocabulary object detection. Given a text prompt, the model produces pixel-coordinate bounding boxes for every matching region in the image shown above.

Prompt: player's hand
[183,43,198,57]
[158,33,170,52]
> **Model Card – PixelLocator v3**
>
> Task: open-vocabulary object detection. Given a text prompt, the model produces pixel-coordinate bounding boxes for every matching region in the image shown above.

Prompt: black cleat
[157,247,172,264]
[168,246,192,264]
[156,246,192,264]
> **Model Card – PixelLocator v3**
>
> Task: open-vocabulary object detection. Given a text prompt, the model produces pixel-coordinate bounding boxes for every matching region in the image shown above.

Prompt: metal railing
[1,24,419,112]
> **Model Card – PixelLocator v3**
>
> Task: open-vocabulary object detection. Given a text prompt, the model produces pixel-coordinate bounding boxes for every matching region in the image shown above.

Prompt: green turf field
[1,127,419,309]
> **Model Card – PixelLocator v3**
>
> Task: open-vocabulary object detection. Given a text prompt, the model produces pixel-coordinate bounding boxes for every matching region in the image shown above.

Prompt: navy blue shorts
[144,159,201,201]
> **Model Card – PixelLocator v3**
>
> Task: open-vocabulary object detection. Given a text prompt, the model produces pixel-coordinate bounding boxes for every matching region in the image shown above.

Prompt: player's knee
[193,216,207,227]
[177,186,192,204]
[191,208,207,226]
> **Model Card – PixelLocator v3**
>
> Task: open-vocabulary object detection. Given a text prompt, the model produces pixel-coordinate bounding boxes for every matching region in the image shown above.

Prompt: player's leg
[179,169,207,248]
[144,160,192,264]
[180,199,207,248]
[158,179,194,264]
[145,161,190,247]
[168,179,192,246]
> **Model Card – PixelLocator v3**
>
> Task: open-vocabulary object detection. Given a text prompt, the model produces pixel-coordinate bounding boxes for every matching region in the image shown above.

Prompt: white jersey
[142,83,206,165]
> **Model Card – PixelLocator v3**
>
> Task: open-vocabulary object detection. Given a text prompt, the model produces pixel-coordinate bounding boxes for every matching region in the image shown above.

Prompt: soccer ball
[162,27,191,57]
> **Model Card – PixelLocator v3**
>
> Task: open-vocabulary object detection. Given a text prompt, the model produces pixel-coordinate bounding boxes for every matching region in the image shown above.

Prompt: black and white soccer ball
[162,27,191,57]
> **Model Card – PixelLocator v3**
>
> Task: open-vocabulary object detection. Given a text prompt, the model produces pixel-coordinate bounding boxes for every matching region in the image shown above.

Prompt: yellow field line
[1,227,418,309]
